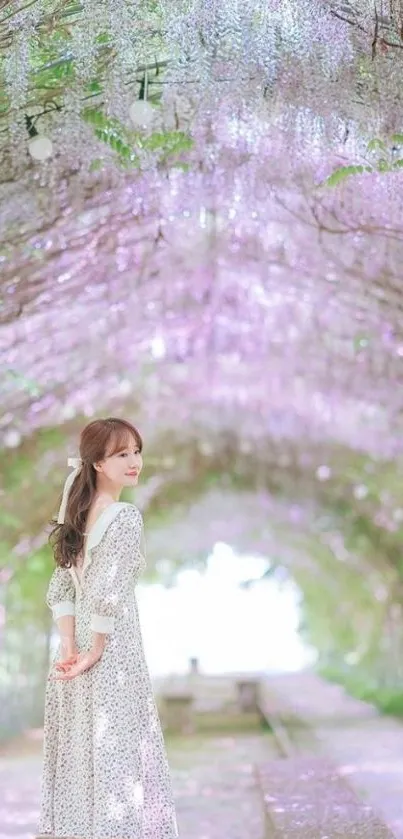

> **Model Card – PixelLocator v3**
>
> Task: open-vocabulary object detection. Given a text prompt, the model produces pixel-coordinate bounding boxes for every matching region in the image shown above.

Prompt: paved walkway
[0,730,273,839]
[3,670,403,839]
[265,670,403,839]
[0,752,40,839]
[168,732,271,839]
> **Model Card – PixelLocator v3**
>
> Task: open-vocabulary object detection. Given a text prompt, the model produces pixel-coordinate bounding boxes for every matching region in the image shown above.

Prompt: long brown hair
[49,417,143,568]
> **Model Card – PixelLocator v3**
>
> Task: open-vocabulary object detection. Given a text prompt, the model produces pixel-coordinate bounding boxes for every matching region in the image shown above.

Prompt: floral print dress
[37,502,179,839]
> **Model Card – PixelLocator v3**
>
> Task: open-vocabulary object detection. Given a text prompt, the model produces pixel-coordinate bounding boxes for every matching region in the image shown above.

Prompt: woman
[37,417,179,839]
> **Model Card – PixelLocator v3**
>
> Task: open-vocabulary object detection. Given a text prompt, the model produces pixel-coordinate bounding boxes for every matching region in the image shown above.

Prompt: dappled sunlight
[339,760,403,777]
[94,708,110,747]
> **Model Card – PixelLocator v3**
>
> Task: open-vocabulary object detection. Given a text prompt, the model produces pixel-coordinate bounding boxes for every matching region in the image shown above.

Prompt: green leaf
[89,159,104,172]
[353,333,370,352]
[390,134,403,145]
[82,108,110,128]
[3,369,42,397]
[86,80,103,94]
[367,138,386,152]
[82,108,125,134]
[324,165,369,187]
[110,137,130,156]
[36,57,74,83]
[141,131,193,156]
[119,156,137,170]
[377,158,390,172]
[392,159,403,169]
[173,162,190,172]
[93,128,132,161]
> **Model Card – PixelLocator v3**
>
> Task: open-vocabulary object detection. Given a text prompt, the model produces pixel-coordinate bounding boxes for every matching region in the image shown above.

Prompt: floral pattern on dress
[37,503,179,839]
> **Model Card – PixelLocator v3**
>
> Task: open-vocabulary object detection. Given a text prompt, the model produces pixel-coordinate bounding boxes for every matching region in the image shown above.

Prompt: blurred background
[2,2,403,838]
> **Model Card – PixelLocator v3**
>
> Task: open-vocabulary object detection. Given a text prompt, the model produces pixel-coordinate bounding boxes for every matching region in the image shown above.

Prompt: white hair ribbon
[57,457,83,524]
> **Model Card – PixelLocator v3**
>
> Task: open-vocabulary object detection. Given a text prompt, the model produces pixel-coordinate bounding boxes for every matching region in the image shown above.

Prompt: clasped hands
[50,637,104,681]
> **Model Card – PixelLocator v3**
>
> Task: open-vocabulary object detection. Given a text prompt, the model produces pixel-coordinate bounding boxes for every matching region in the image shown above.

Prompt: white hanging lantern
[129,100,155,129]
[28,135,53,161]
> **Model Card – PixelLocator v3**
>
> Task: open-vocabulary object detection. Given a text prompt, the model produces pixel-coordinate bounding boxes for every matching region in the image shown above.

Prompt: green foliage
[294,532,377,662]
[324,165,370,187]
[0,426,67,561]
[82,107,193,169]
[2,369,42,398]
[367,138,387,152]
[377,158,390,172]
[142,132,193,156]
[6,547,52,625]
[323,132,403,186]
[353,332,371,352]
[0,3,185,176]
[320,665,403,716]
[82,107,138,166]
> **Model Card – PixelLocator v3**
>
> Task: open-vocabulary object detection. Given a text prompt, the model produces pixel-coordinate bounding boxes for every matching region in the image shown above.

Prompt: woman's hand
[56,636,79,671]
[55,653,78,673]
[51,648,102,681]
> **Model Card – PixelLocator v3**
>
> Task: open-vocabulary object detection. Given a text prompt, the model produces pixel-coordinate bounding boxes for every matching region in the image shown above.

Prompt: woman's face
[95,437,143,488]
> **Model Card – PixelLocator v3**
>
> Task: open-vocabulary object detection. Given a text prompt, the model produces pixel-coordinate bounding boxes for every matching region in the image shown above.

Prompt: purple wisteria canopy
[1,1,403,555]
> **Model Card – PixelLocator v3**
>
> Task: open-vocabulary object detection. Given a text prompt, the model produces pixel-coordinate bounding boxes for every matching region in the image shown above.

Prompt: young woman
[37,417,179,839]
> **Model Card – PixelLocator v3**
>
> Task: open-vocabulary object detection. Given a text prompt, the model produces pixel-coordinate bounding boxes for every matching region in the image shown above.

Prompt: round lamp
[129,100,155,129]
[28,135,53,161]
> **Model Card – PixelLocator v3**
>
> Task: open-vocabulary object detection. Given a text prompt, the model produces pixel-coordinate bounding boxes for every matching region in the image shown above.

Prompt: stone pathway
[168,732,273,839]
[0,752,41,839]
[4,670,402,839]
[0,730,273,839]
[265,670,403,839]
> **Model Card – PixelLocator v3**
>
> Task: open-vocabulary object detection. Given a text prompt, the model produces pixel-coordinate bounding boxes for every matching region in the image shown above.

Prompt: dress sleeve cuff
[52,601,76,619]
[91,614,115,633]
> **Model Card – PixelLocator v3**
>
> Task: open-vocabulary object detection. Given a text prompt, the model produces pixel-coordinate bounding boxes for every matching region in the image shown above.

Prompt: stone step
[256,755,395,838]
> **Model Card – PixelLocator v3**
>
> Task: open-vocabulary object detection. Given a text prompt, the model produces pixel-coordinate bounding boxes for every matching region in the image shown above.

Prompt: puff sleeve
[46,566,76,619]
[89,505,144,634]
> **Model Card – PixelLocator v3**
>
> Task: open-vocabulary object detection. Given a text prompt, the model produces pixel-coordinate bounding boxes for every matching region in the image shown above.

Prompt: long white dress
[37,502,179,839]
